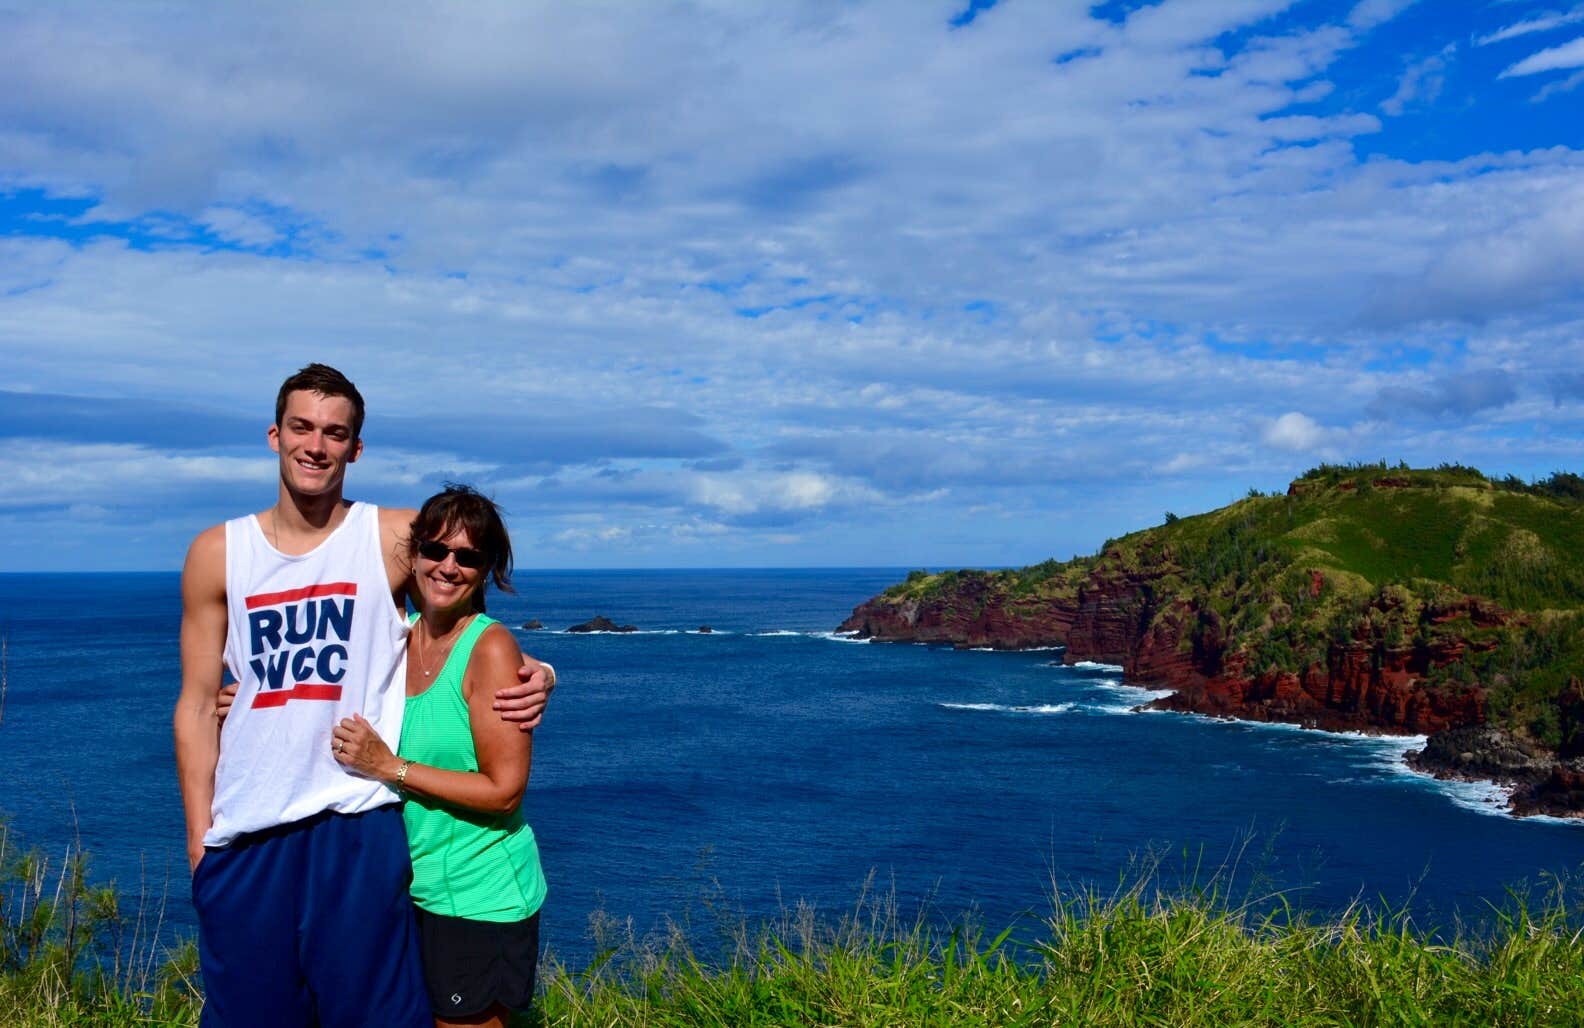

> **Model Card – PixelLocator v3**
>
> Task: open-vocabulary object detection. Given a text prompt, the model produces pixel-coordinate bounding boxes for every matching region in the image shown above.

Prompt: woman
[333,484,546,1028]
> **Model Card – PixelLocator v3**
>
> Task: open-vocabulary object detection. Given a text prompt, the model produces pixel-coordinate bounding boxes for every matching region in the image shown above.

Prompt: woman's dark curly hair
[408,483,514,613]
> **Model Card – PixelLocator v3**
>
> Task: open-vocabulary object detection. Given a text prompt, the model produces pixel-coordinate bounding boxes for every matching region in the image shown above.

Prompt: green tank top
[400,614,547,922]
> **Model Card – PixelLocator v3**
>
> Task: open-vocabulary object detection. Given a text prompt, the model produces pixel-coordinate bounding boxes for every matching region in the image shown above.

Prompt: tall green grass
[0,819,201,1026]
[530,862,1584,1027]
[0,637,200,1027]
[3,841,1581,1026]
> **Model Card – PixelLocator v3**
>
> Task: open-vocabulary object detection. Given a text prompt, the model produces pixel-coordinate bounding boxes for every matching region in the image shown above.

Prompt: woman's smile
[417,528,484,611]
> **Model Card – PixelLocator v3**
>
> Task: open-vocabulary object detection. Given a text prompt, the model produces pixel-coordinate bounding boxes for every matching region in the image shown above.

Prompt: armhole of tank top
[365,503,410,633]
[456,616,501,703]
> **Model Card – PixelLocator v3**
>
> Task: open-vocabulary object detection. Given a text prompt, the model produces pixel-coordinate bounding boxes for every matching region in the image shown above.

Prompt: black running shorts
[414,907,541,1018]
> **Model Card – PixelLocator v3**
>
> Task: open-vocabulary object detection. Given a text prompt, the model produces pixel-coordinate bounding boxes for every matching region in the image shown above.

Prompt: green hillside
[888,463,1584,748]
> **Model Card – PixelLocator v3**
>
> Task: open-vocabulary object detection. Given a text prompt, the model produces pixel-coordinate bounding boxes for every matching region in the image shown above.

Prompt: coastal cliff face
[837,571,1076,650]
[839,567,1494,734]
[839,465,1584,816]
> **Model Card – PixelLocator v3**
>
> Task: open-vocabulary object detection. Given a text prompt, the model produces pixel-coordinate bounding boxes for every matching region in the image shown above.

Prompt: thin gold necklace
[415,614,473,678]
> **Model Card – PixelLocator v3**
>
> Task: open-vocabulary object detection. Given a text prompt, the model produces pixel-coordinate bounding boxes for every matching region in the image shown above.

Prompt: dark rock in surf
[568,616,637,633]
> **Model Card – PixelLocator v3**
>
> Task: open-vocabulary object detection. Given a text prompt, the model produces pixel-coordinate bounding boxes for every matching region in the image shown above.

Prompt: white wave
[939,701,1076,715]
[553,628,680,635]
[963,644,1056,651]
[1090,700,1149,715]
[1374,745,1580,827]
[1091,679,1175,702]
[1432,777,1515,818]
[1410,770,1583,827]
[738,629,874,644]
[1515,810,1584,828]
[814,632,874,644]
[1069,660,1125,671]
[1153,713,1580,827]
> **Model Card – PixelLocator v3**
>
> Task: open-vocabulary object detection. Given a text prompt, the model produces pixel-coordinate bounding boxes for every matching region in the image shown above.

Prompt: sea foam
[939,701,1076,715]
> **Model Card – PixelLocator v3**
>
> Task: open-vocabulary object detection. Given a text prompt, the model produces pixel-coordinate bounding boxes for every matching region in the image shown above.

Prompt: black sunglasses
[417,539,490,570]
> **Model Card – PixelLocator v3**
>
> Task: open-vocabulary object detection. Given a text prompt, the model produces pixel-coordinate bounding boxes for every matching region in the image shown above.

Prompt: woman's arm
[333,625,533,817]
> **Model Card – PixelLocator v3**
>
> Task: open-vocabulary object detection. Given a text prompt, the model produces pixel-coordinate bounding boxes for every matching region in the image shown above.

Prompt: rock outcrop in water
[568,616,638,633]
[839,464,1584,817]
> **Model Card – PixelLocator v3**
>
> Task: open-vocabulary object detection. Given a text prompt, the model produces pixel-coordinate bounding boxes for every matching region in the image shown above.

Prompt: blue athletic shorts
[191,805,429,1028]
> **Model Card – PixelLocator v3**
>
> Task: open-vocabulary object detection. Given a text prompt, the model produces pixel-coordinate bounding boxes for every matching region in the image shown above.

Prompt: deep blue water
[0,570,1579,966]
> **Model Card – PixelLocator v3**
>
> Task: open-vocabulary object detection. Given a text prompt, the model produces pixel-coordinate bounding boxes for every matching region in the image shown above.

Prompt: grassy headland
[841,463,1584,815]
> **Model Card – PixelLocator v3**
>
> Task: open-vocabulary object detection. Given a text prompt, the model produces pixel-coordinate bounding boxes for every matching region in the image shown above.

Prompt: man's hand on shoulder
[494,657,556,732]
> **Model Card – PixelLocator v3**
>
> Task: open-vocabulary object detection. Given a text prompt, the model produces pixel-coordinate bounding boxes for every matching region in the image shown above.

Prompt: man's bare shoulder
[184,523,227,567]
[378,506,419,587]
[182,523,228,598]
[378,506,418,529]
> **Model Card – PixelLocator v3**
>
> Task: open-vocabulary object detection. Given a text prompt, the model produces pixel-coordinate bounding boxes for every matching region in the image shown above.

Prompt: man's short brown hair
[274,363,366,439]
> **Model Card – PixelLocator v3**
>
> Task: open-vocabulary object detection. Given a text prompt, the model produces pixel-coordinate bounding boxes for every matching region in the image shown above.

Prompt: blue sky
[1,0,1581,572]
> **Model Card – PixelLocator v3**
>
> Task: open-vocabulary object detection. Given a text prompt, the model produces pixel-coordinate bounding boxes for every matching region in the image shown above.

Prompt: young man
[173,364,555,1027]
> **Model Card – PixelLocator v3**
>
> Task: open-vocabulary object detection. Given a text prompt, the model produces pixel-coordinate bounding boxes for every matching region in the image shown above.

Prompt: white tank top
[208,502,409,846]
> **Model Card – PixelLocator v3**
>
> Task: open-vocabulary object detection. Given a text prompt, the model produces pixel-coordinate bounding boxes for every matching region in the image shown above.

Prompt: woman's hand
[332,714,401,784]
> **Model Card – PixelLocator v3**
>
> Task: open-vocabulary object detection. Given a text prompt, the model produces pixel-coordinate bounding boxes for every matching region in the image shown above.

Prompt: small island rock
[568,616,638,633]
[697,625,713,634]
[521,619,543,631]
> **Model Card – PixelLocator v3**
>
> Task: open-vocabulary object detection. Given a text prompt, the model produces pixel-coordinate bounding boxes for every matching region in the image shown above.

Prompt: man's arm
[379,504,557,731]
[495,659,556,731]
[173,525,229,871]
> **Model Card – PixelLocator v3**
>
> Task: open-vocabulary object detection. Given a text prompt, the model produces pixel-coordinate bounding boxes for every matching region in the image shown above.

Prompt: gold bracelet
[395,759,412,791]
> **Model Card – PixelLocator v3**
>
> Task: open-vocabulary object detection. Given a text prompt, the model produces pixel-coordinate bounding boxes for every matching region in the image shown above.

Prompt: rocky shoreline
[839,573,1582,819]
[1405,726,1584,819]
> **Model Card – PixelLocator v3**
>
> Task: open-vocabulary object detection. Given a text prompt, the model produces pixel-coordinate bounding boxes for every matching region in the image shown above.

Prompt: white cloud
[1348,0,1419,30]
[0,441,265,509]
[199,206,285,248]
[1381,45,1454,115]
[552,524,632,549]
[0,1,1578,569]
[1476,9,1584,47]
[1261,412,1327,452]
[1499,35,1584,77]
[1533,66,1584,101]
[687,470,875,517]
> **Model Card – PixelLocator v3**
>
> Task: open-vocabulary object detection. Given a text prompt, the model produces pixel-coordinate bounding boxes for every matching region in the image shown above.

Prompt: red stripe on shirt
[250,684,345,708]
[244,582,359,609]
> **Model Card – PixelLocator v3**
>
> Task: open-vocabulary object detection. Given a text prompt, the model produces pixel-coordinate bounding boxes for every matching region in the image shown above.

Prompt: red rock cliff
[840,569,1496,736]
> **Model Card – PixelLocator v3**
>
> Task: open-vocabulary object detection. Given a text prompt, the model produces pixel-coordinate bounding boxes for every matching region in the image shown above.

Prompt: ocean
[0,570,1579,966]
